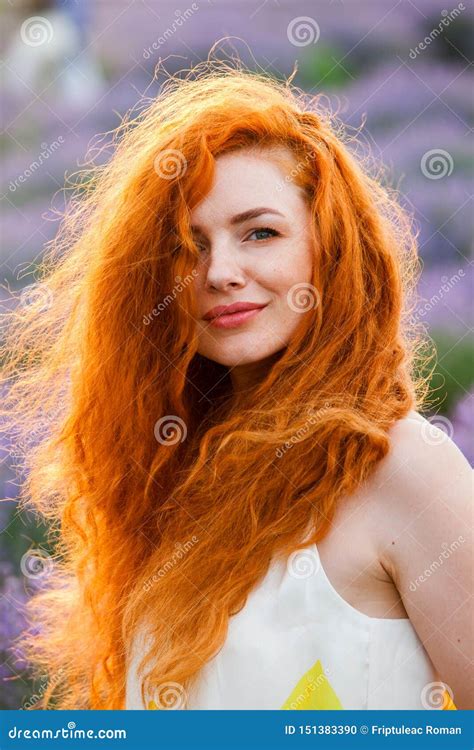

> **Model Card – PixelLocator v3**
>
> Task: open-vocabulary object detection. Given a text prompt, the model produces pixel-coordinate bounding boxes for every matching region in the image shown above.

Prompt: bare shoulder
[368,408,472,512]
[365,409,473,708]
[334,408,472,542]
[360,407,473,575]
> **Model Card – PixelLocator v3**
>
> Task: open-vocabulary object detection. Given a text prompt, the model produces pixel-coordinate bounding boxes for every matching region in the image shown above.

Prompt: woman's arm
[378,412,473,709]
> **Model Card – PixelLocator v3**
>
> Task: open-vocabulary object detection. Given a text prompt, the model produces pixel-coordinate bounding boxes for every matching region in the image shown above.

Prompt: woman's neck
[229,350,284,401]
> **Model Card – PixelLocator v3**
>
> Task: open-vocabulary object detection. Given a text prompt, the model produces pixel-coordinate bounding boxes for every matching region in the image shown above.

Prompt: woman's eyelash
[193,227,281,252]
[247,227,281,241]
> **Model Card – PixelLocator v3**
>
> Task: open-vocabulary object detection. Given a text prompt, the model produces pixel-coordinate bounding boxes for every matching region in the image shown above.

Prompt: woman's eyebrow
[229,207,284,225]
[191,207,284,233]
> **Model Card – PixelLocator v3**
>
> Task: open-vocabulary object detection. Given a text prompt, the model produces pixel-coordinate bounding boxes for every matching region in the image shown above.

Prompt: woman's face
[190,146,315,382]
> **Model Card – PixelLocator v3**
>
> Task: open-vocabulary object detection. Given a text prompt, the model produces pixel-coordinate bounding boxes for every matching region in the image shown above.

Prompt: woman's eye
[247,227,281,242]
[192,227,280,252]
[193,240,207,253]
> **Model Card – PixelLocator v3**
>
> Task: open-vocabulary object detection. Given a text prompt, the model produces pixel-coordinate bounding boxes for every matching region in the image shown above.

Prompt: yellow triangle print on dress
[442,690,457,710]
[145,667,456,710]
[281,659,343,709]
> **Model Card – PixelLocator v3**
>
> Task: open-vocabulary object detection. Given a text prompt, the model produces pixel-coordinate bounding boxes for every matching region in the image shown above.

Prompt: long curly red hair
[1,60,432,710]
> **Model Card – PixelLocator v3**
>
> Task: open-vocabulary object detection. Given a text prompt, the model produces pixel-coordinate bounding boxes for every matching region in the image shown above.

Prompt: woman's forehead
[189,148,305,226]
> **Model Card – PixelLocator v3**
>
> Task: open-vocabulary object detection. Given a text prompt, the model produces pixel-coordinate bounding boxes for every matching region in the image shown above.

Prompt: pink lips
[202,301,268,329]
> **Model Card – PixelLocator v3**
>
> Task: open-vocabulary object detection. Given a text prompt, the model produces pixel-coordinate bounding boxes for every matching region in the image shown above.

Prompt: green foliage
[1,504,51,570]
[425,330,474,414]
[298,44,354,89]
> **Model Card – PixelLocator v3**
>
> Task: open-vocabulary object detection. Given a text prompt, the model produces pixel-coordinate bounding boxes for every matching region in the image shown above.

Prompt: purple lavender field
[0,0,472,709]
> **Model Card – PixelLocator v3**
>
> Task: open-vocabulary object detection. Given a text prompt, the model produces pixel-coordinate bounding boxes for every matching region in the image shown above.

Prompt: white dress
[125,542,456,710]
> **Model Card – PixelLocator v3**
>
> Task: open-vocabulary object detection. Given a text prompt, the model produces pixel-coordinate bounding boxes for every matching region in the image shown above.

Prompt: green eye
[248,227,281,241]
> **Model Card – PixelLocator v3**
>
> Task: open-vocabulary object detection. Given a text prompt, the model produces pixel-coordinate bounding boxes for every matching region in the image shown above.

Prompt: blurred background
[0,0,472,708]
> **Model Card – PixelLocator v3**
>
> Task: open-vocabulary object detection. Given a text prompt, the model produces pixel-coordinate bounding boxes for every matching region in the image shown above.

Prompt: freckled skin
[191,147,315,391]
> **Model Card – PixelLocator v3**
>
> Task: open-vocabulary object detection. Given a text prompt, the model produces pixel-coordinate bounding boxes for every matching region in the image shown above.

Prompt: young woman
[2,63,471,712]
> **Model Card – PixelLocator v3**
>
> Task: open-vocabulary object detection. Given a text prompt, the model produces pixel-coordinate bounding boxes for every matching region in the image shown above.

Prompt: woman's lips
[206,306,266,329]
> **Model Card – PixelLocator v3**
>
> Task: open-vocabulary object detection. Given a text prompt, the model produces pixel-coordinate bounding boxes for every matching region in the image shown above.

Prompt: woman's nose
[204,242,246,292]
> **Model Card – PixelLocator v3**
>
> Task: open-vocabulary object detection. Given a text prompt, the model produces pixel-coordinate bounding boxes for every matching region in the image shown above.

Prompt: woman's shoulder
[369,410,473,710]
[365,407,472,564]
[371,408,472,504]
[335,408,471,530]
